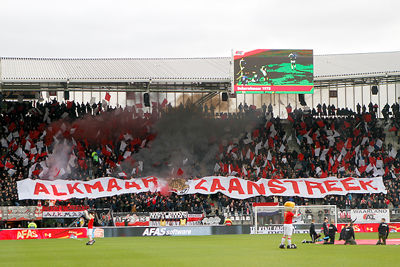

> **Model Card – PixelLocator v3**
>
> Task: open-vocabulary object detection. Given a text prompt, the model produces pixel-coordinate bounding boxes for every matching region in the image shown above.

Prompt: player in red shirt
[280,201,298,249]
[84,210,95,245]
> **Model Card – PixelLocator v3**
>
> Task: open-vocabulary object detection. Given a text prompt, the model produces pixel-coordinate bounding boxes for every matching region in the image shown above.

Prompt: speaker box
[144,93,150,107]
[64,91,70,100]
[221,92,228,101]
[298,94,307,106]
[371,85,378,95]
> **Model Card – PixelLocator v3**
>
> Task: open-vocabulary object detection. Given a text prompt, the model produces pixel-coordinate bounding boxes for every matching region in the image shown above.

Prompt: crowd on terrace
[1,99,400,218]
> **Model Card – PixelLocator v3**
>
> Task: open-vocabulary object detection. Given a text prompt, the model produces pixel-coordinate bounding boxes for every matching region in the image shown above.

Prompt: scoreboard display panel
[233,49,313,94]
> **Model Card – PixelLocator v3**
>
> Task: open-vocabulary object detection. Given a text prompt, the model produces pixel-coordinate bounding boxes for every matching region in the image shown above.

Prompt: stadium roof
[1,51,400,83]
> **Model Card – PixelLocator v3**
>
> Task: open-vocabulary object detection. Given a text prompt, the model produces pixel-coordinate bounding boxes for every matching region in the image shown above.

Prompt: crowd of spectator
[1,98,400,218]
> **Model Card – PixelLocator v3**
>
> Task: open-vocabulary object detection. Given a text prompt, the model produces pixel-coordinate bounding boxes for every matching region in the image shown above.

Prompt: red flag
[385,166,389,176]
[161,99,168,107]
[105,92,111,101]
[369,157,376,166]
[268,137,274,148]
[253,129,260,138]
[223,164,228,173]
[262,168,267,178]
[316,120,325,128]
[346,138,353,149]
[320,170,328,178]
[8,122,16,132]
[364,114,372,122]
[389,126,398,132]
[287,115,294,123]
[359,165,367,174]
[32,169,41,176]
[102,146,111,157]
[353,128,361,137]
[5,162,14,169]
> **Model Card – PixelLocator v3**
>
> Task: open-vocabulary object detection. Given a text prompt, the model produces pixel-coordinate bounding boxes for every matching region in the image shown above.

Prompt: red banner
[0,228,87,240]
[337,223,400,233]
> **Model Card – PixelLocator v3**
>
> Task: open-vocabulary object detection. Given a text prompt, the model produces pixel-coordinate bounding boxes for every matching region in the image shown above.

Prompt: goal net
[253,205,337,234]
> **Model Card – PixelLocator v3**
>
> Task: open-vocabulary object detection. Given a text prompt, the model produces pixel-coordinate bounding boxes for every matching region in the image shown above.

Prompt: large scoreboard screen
[233,49,313,94]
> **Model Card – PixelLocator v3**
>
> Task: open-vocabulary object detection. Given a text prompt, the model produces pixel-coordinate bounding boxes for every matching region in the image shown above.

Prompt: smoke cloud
[42,104,262,179]
[134,105,262,177]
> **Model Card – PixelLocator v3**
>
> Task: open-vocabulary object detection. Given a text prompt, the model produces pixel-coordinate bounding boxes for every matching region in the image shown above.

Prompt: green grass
[237,63,313,86]
[1,233,400,267]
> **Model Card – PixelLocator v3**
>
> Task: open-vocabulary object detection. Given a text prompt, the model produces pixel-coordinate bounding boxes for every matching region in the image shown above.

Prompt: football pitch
[1,233,400,267]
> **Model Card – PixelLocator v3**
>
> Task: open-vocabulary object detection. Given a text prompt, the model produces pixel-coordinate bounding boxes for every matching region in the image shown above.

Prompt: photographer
[302,219,321,243]
[322,217,329,241]
[377,218,389,245]
[343,223,356,245]
[324,220,337,244]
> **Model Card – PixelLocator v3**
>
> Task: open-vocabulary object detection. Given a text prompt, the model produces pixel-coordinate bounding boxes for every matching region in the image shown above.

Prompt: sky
[1,0,399,58]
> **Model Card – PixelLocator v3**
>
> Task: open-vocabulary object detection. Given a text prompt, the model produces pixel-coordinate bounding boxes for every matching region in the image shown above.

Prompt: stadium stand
[1,99,400,221]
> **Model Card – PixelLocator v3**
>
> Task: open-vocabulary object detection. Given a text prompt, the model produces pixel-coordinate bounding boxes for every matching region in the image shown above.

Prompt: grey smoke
[133,105,262,177]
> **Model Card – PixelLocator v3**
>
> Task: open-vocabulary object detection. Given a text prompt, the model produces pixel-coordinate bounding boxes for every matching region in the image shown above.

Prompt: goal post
[253,205,337,235]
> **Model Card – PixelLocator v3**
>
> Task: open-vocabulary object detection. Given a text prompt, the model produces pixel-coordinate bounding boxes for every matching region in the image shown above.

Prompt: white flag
[361,137,369,146]
[31,147,38,155]
[367,145,374,153]
[365,164,373,173]
[25,140,31,151]
[314,147,321,157]
[376,160,383,168]
[267,151,272,161]
[120,141,127,151]
[242,166,247,176]
[214,163,220,172]
[255,142,262,155]
[251,157,256,167]
[389,148,397,158]
[1,138,7,148]
[6,133,12,142]
[138,161,143,172]
[279,144,285,153]
[123,151,132,159]
[246,149,251,159]
[28,163,37,178]
[376,139,383,148]
[36,141,44,149]
[320,149,329,161]
[15,147,24,158]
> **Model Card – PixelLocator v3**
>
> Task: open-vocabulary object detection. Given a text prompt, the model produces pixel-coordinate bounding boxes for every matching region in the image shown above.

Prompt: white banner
[42,211,85,218]
[350,209,390,223]
[17,176,387,200]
